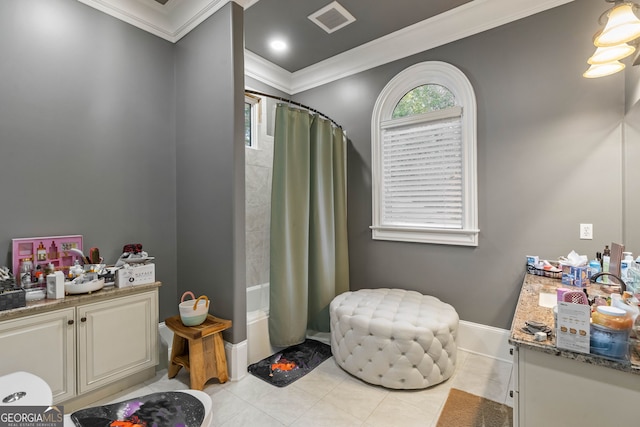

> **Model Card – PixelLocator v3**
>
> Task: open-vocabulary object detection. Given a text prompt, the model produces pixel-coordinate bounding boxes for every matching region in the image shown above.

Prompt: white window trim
[245,95,260,149]
[371,61,479,246]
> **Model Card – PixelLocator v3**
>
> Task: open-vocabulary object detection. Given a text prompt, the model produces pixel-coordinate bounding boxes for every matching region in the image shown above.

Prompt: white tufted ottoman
[330,288,459,389]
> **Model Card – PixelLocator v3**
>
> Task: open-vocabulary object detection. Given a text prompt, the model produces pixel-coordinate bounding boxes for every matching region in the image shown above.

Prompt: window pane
[245,102,252,147]
[392,84,456,119]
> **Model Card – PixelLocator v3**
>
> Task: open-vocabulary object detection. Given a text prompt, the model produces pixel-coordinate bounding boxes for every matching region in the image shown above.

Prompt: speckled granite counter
[0,281,161,321]
[509,274,640,375]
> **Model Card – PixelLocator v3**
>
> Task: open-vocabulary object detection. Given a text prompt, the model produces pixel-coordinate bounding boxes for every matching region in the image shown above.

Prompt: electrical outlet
[580,223,593,240]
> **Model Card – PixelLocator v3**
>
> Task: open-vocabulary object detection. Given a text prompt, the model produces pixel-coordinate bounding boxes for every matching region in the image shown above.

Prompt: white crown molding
[246,0,575,94]
[244,51,293,94]
[79,0,574,93]
[77,0,236,43]
[288,0,575,93]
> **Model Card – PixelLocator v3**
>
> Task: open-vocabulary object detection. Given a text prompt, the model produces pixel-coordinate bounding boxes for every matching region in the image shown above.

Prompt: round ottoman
[330,288,458,389]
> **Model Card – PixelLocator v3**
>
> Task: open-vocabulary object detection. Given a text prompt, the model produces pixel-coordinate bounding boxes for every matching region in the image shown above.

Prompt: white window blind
[371,61,478,246]
[381,108,463,229]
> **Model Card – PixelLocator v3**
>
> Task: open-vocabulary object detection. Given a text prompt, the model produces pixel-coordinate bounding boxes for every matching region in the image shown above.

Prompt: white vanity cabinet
[0,284,159,409]
[77,291,158,394]
[510,275,640,427]
[0,307,76,402]
[512,344,640,427]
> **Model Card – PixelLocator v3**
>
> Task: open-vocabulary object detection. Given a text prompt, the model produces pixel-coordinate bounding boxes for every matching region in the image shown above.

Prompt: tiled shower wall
[245,138,273,288]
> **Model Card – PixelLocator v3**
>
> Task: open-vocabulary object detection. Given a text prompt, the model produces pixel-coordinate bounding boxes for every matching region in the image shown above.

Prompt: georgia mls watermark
[0,406,63,427]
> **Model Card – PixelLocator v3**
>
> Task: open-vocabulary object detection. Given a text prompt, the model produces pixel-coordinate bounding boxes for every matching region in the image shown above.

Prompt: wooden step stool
[165,314,232,390]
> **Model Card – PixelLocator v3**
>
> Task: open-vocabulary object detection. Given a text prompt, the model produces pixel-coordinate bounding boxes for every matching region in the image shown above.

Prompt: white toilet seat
[0,371,53,407]
[178,390,213,427]
[63,390,213,427]
[0,371,212,427]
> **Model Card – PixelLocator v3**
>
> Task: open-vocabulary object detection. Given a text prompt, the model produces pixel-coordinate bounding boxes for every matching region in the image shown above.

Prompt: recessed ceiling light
[269,39,288,52]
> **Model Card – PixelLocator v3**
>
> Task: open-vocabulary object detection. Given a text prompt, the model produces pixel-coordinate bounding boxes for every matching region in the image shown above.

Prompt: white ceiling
[77,0,575,94]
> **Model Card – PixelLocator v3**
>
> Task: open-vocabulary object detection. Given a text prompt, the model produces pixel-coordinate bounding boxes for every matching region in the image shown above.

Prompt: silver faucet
[589,272,627,294]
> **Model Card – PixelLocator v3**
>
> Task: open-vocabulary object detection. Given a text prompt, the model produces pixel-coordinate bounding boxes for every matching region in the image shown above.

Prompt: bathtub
[246,283,274,364]
[245,283,332,364]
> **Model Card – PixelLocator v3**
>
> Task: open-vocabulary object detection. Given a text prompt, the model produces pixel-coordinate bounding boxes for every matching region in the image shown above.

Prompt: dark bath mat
[70,391,205,427]
[248,338,332,387]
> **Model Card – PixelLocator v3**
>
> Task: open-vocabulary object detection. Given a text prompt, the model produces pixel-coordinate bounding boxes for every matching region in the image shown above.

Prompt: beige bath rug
[436,388,513,427]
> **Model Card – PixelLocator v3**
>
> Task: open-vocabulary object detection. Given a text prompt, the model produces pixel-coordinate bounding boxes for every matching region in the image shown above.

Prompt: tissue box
[116,263,155,287]
[46,271,65,299]
[561,265,591,287]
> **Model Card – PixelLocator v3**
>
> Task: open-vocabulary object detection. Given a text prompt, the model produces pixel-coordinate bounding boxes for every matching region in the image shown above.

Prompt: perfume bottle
[37,242,47,261]
[48,241,58,260]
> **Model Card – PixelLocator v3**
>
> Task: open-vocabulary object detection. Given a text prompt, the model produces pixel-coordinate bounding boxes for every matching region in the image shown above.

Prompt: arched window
[371,61,478,246]
[392,84,456,118]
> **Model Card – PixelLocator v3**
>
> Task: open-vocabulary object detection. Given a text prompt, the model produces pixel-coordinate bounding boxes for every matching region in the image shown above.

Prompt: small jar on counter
[592,306,633,330]
[590,306,632,360]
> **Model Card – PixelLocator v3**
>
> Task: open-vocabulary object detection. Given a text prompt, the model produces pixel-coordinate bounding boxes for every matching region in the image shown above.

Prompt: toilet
[66,390,213,427]
[0,371,213,427]
[0,371,53,406]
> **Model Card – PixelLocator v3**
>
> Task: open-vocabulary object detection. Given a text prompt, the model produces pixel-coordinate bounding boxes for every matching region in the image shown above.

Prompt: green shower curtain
[269,104,349,347]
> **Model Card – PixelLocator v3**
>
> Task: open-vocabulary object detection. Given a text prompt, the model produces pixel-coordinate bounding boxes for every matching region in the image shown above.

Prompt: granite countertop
[509,274,640,375]
[0,281,161,321]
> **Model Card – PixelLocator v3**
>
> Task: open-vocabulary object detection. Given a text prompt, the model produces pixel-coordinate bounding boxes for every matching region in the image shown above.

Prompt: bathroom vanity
[509,275,640,427]
[0,282,160,411]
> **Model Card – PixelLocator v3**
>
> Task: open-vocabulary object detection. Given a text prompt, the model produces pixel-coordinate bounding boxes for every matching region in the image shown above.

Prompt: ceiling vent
[308,1,356,34]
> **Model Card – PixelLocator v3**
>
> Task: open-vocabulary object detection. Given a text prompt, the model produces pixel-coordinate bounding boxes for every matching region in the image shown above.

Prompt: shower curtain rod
[245,89,342,129]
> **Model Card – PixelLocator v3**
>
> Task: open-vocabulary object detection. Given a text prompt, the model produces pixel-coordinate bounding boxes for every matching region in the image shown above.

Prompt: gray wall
[625,55,640,113]
[624,103,640,252]
[246,76,290,99]
[623,55,640,247]
[294,0,628,329]
[0,0,178,318]
[175,2,246,343]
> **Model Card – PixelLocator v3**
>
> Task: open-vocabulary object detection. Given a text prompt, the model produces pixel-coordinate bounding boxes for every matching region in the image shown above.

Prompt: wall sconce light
[583,60,626,78]
[584,1,640,78]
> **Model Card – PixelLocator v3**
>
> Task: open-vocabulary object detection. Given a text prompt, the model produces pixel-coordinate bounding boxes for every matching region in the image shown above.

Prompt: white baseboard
[457,320,512,363]
[158,322,171,370]
[226,340,248,381]
[159,320,511,380]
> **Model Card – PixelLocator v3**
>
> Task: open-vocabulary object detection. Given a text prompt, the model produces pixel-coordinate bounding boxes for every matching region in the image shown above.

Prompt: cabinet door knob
[68,319,74,325]
[509,348,514,355]
[81,317,87,322]
[510,390,514,398]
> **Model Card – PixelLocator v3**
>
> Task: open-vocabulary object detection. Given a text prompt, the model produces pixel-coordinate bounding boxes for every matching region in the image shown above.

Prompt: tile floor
[90,349,514,427]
